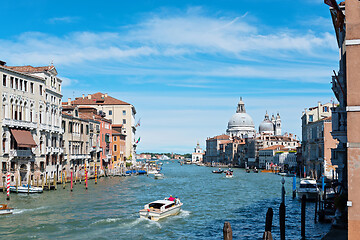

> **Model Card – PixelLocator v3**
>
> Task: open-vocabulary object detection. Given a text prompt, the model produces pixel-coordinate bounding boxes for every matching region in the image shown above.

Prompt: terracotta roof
[78,112,112,123]
[70,92,130,106]
[260,145,287,151]
[208,134,230,140]
[62,105,75,110]
[4,65,55,73]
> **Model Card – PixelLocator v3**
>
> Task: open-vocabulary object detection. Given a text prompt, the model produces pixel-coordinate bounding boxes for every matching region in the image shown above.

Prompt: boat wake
[178,209,191,218]
[13,206,47,214]
[92,217,123,225]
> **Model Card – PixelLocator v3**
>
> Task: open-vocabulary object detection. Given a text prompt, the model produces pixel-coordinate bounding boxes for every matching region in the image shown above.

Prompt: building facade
[192,143,204,163]
[68,93,136,164]
[301,102,337,179]
[112,124,126,175]
[1,62,63,185]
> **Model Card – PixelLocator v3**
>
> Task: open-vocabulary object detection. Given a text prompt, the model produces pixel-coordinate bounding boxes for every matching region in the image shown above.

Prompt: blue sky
[1,0,339,153]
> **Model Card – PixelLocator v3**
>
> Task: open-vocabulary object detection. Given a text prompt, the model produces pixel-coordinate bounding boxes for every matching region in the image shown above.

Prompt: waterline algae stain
[0,162,330,239]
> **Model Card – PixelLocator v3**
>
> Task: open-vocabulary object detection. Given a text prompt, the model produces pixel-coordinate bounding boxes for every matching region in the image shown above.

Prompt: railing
[70,154,91,160]
[46,147,52,154]
[10,149,33,157]
[3,119,37,129]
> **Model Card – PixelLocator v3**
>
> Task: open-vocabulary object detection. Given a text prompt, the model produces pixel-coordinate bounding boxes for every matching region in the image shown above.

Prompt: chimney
[101,94,105,99]
[318,101,321,119]
[82,94,85,99]
[68,98,71,106]
[105,93,108,97]
[88,94,92,99]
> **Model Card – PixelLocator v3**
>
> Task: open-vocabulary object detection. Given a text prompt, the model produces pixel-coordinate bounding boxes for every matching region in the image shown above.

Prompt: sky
[1,0,339,153]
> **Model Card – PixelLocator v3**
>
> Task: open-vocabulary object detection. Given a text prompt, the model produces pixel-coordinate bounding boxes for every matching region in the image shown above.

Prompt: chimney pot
[105,93,108,97]
[68,98,71,105]
[88,94,92,99]
[82,94,85,99]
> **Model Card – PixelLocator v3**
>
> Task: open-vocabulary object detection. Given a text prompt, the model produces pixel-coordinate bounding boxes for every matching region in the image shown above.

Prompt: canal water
[0,161,330,239]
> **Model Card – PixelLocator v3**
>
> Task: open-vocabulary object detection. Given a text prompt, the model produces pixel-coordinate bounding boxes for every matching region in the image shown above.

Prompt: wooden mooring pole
[279,202,285,240]
[223,222,232,240]
[301,195,306,239]
[263,207,273,240]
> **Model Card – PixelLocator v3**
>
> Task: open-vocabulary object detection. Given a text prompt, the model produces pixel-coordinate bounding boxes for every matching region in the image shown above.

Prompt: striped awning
[10,129,37,148]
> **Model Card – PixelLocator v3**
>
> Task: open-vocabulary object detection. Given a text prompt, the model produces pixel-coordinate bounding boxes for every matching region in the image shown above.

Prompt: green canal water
[0,161,330,239]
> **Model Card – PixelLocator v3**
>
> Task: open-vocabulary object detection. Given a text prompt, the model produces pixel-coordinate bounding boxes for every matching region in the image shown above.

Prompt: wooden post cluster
[223,222,232,240]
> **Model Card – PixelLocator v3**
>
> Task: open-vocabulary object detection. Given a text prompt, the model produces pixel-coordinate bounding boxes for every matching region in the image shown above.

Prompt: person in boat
[168,195,175,201]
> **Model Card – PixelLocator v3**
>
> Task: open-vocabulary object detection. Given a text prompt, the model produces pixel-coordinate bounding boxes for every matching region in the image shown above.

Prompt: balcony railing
[331,106,347,142]
[3,119,37,129]
[10,149,33,157]
[70,154,91,160]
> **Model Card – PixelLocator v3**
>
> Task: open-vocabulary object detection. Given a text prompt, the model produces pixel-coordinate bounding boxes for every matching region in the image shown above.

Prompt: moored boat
[297,178,319,201]
[253,167,258,173]
[10,185,43,193]
[139,197,183,221]
[0,204,13,215]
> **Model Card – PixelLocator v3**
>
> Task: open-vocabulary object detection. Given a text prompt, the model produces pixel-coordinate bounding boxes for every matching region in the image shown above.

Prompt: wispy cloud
[48,16,79,24]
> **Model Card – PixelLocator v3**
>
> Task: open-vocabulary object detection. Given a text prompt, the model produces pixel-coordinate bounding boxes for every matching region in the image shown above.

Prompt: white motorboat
[10,185,43,193]
[139,197,183,221]
[0,204,13,215]
[147,169,159,174]
[297,178,319,201]
[154,173,164,179]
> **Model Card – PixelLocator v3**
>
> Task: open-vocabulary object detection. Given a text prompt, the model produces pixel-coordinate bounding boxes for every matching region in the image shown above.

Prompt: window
[39,85,43,95]
[122,110,126,116]
[109,110,112,115]
[20,79,23,90]
[123,119,126,124]
[323,106,329,112]
[81,124,84,134]
[10,77,13,88]
[2,74,6,86]
[309,115,313,122]
[15,78,18,89]
[86,125,89,135]
[30,83,34,93]
[114,144,117,152]
[113,136,117,141]
[24,81,27,91]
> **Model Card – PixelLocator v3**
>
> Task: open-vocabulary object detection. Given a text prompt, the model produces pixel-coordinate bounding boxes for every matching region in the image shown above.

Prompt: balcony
[331,106,347,143]
[331,75,345,102]
[70,154,91,160]
[3,119,37,129]
[10,149,33,157]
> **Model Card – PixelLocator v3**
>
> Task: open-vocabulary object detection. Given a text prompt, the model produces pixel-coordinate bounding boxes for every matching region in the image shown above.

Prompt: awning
[10,129,37,148]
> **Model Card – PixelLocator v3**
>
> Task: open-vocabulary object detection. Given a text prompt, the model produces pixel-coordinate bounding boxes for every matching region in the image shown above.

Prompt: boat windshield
[300,184,317,188]
[149,203,165,209]
[165,203,175,209]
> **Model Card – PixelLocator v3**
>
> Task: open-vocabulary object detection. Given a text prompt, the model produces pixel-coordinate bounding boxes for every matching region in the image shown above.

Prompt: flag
[135,118,141,128]
[136,137,141,144]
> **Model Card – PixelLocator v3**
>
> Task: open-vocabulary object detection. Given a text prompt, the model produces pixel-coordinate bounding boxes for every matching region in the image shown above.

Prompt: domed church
[259,112,281,136]
[226,97,256,138]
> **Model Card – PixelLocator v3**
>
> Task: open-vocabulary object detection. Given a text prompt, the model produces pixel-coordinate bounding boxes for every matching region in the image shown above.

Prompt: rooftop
[70,92,130,106]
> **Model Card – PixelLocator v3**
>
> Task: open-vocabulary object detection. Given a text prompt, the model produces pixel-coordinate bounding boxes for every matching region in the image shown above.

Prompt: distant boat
[212,168,223,174]
[154,173,164,179]
[225,171,233,178]
[253,168,258,173]
[0,204,13,215]
[10,185,43,193]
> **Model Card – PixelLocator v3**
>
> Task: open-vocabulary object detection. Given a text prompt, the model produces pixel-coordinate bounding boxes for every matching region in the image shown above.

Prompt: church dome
[228,113,254,128]
[259,120,274,133]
